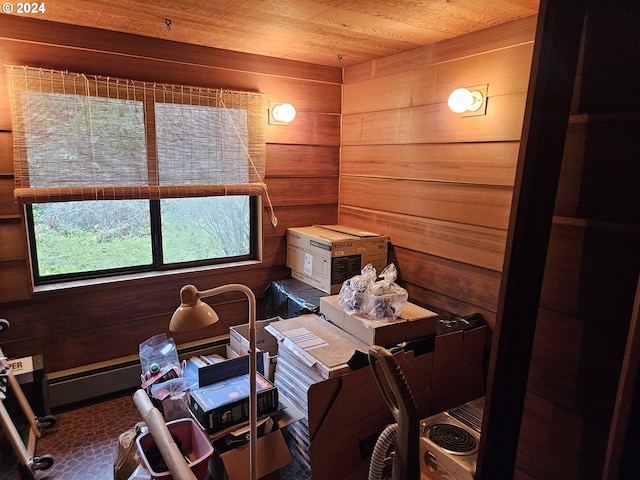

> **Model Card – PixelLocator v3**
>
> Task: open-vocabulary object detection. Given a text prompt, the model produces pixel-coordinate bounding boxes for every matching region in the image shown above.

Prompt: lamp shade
[169,284,219,332]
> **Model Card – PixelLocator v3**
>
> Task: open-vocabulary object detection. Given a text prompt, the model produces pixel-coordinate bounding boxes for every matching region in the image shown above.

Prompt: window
[7,66,267,284]
[27,196,256,283]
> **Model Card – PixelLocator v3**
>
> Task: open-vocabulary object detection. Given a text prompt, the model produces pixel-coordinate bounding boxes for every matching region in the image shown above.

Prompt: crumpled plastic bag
[139,334,182,391]
[139,334,179,377]
[338,263,408,321]
[338,263,377,315]
[365,264,408,321]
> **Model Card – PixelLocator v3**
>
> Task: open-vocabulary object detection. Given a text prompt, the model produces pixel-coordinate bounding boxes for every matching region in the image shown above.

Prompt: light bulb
[448,88,474,113]
[272,103,296,123]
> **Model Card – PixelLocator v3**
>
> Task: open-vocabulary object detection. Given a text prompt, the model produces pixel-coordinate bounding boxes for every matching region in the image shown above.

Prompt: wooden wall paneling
[0,60,9,131]
[344,15,538,83]
[573,7,640,115]
[0,39,261,95]
[340,142,520,186]
[0,132,12,173]
[2,300,248,371]
[261,235,286,270]
[0,177,19,217]
[262,204,338,237]
[517,391,610,480]
[512,1,640,477]
[477,0,587,476]
[539,219,640,319]
[340,177,513,230]
[340,13,535,351]
[527,308,626,423]
[401,281,497,330]
[0,218,25,260]
[0,263,285,369]
[343,43,534,115]
[262,78,341,115]
[0,39,341,112]
[515,391,554,480]
[266,176,338,207]
[265,111,340,145]
[544,405,610,480]
[342,93,527,145]
[0,17,341,373]
[339,205,507,272]
[266,144,339,177]
[556,116,640,223]
[0,259,30,302]
[0,16,343,85]
[423,43,534,101]
[342,68,418,114]
[602,277,640,480]
[391,246,502,316]
[513,468,537,480]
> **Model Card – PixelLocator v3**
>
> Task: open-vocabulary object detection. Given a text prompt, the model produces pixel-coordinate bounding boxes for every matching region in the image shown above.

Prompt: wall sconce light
[269,101,296,125]
[448,85,488,117]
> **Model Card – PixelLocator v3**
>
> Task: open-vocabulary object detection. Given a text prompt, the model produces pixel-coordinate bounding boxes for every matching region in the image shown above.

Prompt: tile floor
[0,391,311,480]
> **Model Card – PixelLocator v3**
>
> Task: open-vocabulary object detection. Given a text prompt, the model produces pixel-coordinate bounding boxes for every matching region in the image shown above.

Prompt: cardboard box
[320,294,439,346]
[431,324,486,413]
[189,373,279,434]
[286,225,389,294]
[217,429,292,480]
[211,395,303,480]
[229,318,280,382]
[307,346,434,480]
[265,314,370,380]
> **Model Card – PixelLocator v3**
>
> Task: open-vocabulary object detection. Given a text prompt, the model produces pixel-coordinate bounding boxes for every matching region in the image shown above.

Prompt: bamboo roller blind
[6,65,267,204]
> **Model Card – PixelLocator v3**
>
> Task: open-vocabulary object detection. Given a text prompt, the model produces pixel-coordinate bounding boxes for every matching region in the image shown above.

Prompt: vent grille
[424,423,478,455]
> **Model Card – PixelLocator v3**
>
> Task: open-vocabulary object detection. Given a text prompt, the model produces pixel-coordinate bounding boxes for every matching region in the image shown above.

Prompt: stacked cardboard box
[320,294,439,346]
[265,314,370,470]
[286,225,389,294]
[184,350,295,479]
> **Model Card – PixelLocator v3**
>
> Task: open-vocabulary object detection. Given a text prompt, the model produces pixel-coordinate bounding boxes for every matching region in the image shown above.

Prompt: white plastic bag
[365,264,408,321]
[338,263,377,315]
[338,263,408,321]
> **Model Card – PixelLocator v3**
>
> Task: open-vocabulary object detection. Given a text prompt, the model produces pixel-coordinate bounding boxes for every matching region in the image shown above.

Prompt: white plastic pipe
[133,389,197,480]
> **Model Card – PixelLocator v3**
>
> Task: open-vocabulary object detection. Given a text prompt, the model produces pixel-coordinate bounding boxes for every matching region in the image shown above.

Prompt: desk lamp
[170,283,258,480]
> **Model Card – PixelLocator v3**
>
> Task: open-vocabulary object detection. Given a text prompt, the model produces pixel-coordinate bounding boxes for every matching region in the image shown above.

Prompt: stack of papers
[265,314,369,469]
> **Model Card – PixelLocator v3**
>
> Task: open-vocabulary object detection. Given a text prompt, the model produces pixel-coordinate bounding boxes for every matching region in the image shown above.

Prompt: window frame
[25,196,261,286]
[7,66,268,288]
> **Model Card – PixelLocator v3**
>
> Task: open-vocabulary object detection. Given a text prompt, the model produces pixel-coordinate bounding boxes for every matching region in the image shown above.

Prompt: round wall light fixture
[270,102,296,124]
[448,88,484,113]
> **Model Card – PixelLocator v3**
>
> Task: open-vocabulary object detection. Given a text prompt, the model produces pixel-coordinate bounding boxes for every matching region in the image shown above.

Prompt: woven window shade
[6,65,267,204]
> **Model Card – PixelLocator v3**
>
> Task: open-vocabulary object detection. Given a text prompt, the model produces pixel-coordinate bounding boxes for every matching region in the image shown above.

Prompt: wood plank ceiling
[8,0,539,67]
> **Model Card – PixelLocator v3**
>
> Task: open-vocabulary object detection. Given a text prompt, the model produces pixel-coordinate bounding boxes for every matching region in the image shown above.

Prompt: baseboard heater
[46,338,228,411]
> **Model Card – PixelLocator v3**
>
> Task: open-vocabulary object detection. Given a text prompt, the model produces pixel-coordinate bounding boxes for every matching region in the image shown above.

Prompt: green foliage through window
[29,196,254,283]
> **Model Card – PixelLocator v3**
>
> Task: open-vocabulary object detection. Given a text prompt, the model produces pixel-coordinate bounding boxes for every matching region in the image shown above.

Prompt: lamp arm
[197,283,258,480]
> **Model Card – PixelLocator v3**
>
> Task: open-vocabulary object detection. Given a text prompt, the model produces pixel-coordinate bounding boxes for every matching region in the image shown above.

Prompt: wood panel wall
[0,16,341,373]
[514,3,640,479]
[341,16,537,330]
